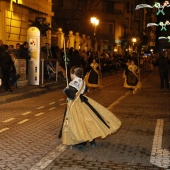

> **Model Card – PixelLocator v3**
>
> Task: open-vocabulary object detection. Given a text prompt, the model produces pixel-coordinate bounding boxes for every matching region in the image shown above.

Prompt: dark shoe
[90,140,96,148]
[74,142,87,149]
[72,143,86,151]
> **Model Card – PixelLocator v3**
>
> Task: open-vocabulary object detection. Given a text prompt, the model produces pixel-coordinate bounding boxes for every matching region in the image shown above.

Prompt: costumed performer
[84,58,102,89]
[123,60,141,94]
[59,66,121,148]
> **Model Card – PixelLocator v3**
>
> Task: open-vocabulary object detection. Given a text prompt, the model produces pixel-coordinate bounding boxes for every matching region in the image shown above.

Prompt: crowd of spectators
[48,46,127,78]
[41,44,159,81]
[0,40,29,92]
[0,39,158,92]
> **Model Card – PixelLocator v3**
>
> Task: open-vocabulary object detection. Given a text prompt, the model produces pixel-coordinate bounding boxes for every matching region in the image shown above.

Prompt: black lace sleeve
[63,86,78,100]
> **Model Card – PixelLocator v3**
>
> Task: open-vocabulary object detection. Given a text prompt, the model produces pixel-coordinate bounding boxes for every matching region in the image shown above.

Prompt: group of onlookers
[0,40,30,92]
[1,39,169,93]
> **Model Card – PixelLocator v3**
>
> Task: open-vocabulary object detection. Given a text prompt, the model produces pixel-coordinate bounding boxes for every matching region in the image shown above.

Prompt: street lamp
[132,37,140,67]
[90,17,101,75]
[90,17,99,36]
[132,37,137,43]
[132,37,137,46]
[90,17,99,52]
[132,37,137,53]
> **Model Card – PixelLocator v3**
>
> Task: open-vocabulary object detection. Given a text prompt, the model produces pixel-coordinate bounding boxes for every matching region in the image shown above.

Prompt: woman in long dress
[59,66,121,147]
[84,58,102,88]
[124,60,141,93]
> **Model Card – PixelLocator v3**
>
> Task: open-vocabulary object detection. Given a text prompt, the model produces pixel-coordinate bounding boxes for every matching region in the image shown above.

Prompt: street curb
[0,82,66,105]
[0,71,115,105]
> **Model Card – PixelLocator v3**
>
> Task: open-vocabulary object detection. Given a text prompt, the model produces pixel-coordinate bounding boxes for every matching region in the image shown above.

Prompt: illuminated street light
[132,37,137,44]
[132,37,137,52]
[132,37,140,66]
[90,17,99,36]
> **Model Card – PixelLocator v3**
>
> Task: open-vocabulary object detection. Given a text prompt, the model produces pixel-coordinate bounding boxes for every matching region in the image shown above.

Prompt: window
[106,1,115,14]
[126,2,130,13]
[58,0,63,8]
[77,0,84,9]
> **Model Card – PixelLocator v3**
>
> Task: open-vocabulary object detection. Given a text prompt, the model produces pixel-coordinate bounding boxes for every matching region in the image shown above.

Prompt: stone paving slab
[0,72,124,170]
[43,68,170,170]
[0,68,169,170]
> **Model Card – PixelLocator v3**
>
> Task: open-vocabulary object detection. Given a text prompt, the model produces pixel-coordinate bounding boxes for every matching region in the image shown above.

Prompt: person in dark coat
[69,49,82,68]
[0,40,3,54]
[19,41,30,76]
[0,40,3,83]
[157,52,169,90]
[0,45,13,91]
[9,50,20,89]
[15,43,21,59]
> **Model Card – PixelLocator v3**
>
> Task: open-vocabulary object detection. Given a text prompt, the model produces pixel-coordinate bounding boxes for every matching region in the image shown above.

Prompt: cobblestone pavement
[0,71,125,170]
[0,68,169,170]
[42,68,170,170]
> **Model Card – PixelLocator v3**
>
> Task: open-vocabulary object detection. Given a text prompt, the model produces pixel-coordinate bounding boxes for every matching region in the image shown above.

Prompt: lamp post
[132,37,137,43]
[90,17,102,85]
[132,37,140,67]
[90,17,99,36]
[90,17,99,51]
[132,37,137,51]
[132,37,137,57]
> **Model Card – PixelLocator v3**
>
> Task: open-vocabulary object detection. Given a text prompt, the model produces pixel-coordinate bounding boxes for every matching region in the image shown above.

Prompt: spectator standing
[19,41,30,76]
[157,52,169,91]
[80,50,89,76]
[8,45,14,54]
[15,43,21,58]
[9,50,20,90]
[0,40,3,84]
[69,49,82,68]
[0,40,3,53]
[0,45,13,91]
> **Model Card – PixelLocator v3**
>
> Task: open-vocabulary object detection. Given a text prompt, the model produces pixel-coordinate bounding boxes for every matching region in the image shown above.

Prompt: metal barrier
[40,58,59,86]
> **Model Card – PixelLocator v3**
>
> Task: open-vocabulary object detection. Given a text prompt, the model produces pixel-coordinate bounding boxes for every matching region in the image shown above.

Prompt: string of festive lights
[135,1,170,15]
[136,1,170,42]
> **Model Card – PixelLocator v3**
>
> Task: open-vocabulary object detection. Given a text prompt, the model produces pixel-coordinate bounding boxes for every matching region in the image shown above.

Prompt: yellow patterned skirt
[62,96,121,145]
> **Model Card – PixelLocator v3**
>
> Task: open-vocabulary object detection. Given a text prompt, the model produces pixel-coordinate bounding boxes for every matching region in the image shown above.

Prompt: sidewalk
[0,80,67,105]
[0,71,115,105]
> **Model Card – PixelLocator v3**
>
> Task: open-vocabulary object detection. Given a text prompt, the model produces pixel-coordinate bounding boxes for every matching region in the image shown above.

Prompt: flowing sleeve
[63,86,78,100]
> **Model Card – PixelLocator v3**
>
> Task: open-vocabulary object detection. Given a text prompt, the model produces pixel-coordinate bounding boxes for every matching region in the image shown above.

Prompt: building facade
[0,0,53,46]
[52,0,157,56]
